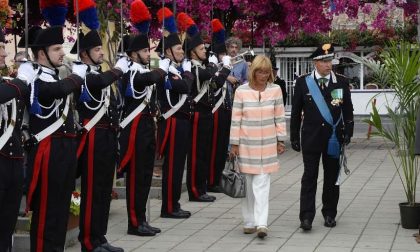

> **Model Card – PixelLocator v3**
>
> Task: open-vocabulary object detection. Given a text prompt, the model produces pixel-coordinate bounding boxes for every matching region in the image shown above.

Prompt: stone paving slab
[65,138,420,252]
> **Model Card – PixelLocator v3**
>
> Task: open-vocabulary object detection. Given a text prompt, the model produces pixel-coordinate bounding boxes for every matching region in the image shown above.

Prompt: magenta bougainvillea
[6,0,420,46]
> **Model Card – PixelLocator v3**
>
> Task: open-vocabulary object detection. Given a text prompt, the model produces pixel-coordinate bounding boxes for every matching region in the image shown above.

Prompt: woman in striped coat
[230,55,287,238]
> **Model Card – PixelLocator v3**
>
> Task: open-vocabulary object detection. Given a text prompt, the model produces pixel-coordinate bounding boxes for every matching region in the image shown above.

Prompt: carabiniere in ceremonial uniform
[156,7,195,219]
[0,25,32,252]
[72,29,129,252]
[22,26,89,252]
[181,19,231,202]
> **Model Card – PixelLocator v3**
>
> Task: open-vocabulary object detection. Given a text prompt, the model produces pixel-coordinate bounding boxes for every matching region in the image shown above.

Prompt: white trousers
[242,173,271,228]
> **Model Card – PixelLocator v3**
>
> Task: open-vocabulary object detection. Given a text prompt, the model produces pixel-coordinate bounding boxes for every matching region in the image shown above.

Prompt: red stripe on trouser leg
[36,137,51,252]
[129,152,138,227]
[77,132,87,158]
[118,115,142,172]
[190,112,200,198]
[77,119,90,158]
[167,118,176,213]
[83,128,96,250]
[209,110,219,185]
[26,137,51,212]
[159,119,172,156]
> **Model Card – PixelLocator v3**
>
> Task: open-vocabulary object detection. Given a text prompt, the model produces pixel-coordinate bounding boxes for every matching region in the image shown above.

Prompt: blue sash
[305,75,342,158]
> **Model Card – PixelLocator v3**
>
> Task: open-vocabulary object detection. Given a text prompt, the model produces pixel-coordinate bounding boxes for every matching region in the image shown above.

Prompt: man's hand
[114,56,132,74]
[159,58,171,74]
[221,55,232,69]
[291,140,301,152]
[227,75,239,87]
[72,61,89,79]
[182,59,192,72]
[17,62,40,83]
[208,55,218,65]
[344,135,351,145]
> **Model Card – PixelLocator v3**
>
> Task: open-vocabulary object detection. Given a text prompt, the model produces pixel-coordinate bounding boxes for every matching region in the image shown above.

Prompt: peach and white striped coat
[230,83,287,174]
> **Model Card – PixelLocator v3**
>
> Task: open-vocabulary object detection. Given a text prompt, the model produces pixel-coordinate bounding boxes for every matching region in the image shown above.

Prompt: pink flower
[359,22,368,32]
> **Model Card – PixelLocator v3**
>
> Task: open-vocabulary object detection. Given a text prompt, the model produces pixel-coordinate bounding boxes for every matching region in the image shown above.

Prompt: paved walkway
[66,138,420,252]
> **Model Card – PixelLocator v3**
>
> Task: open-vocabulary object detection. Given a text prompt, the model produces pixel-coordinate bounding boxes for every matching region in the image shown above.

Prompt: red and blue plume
[74,0,100,30]
[157,7,177,33]
[176,12,198,37]
[130,0,151,34]
[211,19,225,44]
[39,0,68,26]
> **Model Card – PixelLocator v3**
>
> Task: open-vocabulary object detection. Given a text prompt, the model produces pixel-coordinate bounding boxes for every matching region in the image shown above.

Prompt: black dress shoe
[190,194,215,202]
[161,210,191,219]
[127,225,156,236]
[82,246,109,252]
[207,194,216,201]
[207,185,222,193]
[100,243,124,252]
[177,208,191,216]
[324,216,336,228]
[300,219,312,231]
[143,221,161,233]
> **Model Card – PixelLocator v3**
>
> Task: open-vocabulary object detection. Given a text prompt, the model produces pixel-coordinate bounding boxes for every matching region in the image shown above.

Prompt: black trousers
[0,157,24,252]
[300,150,340,223]
[208,108,231,188]
[119,115,155,228]
[187,111,213,199]
[26,137,77,252]
[159,117,190,214]
[78,127,117,250]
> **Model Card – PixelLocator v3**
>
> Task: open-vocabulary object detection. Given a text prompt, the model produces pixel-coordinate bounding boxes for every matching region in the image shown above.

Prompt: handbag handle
[227,156,240,172]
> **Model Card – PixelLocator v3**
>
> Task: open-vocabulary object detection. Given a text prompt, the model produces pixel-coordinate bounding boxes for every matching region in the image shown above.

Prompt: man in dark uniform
[290,44,354,231]
[0,25,32,252]
[118,23,166,235]
[272,66,287,106]
[207,19,232,192]
[156,7,194,219]
[23,26,89,252]
[72,29,130,252]
[182,17,231,202]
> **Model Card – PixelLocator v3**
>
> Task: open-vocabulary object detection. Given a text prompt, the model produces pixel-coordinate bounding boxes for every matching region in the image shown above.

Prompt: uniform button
[110,110,112,112]
[64,130,67,133]
[110,123,113,126]
[9,142,12,146]
[19,109,22,112]
[322,123,325,126]
[63,123,66,127]
[9,152,13,155]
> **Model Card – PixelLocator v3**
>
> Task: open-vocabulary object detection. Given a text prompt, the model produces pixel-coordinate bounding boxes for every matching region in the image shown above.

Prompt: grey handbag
[219,157,246,198]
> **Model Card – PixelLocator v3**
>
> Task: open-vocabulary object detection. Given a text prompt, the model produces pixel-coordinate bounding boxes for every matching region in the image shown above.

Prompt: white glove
[159,58,171,74]
[208,55,218,65]
[72,61,89,79]
[182,59,191,72]
[222,55,232,69]
[17,62,40,83]
[114,56,131,74]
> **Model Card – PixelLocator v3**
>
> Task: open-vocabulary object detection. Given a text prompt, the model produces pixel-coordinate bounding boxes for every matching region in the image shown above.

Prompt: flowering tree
[4,0,419,47]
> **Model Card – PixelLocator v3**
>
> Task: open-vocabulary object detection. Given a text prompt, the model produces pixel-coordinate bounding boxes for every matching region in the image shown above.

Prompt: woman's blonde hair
[248,55,274,85]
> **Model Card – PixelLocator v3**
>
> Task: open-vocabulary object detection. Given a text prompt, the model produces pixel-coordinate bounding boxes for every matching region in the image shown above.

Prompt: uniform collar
[314,70,330,81]
[41,65,57,75]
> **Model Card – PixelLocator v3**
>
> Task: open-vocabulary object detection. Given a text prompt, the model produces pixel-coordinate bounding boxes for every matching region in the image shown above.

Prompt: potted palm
[352,41,420,229]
